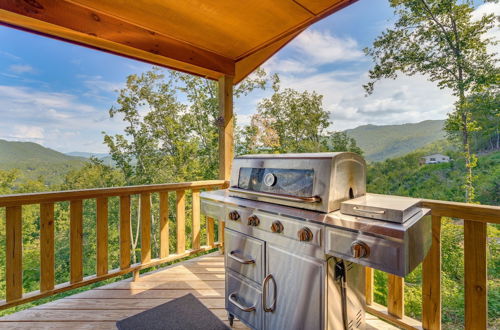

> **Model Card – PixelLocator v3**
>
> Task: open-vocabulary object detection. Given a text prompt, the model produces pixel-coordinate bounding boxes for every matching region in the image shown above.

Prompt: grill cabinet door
[264,244,323,330]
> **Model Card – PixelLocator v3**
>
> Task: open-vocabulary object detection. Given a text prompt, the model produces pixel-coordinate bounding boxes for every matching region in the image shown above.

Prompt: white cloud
[9,125,44,140]
[292,29,364,64]
[278,71,454,131]
[263,58,316,74]
[9,64,35,74]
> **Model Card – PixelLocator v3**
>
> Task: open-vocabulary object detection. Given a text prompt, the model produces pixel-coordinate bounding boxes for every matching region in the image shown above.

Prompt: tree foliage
[364,0,498,202]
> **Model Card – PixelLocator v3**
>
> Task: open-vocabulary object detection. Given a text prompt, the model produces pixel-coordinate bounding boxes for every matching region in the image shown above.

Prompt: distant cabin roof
[0,0,358,83]
[422,154,449,158]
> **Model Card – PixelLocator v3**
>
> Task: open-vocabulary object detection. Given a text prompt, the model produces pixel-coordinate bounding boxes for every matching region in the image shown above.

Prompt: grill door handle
[229,187,321,204]
[228,251,255,264]
[262,274,277,312]
[228,292,256,312]
[352,207,385,215]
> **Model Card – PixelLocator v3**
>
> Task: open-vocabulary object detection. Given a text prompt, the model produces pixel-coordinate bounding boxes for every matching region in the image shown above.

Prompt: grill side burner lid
[228,152,366,213]
[340,193,421,223]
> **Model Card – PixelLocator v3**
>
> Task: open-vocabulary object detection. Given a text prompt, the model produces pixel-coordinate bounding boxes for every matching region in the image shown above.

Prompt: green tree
[326,131,364,155]
[364,0,498,202]
[239,75,331,154]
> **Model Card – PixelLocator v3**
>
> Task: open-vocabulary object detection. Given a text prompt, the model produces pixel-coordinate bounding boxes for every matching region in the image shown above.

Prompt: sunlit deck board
[0,253,397,329]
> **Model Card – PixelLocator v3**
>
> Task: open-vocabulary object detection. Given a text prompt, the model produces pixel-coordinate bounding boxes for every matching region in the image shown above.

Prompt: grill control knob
[271,221,284,233]
[297,227,313,242]
[247,215,260,227]
[228,210,240,221]
[351,240,370,259]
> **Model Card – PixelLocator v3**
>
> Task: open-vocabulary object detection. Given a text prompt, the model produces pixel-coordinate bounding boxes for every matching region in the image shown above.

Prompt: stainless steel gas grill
[200,153,431,330]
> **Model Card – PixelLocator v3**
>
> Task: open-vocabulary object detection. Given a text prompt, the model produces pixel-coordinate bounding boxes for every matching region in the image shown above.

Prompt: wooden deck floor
[0,253,397,329]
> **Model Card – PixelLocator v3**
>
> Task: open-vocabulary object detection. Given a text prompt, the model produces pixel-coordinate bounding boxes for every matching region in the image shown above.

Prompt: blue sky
[0,0,497,153]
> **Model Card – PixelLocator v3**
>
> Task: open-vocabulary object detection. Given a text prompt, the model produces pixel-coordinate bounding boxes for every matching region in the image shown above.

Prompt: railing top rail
[0,180,227,207]
[421,198,500,224]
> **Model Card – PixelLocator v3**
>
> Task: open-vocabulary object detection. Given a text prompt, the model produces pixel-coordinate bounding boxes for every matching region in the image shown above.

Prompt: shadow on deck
[0,253,397,329]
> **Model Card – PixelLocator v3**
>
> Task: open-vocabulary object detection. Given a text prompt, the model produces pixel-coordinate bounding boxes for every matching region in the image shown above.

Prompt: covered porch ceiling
[0,0,357,84]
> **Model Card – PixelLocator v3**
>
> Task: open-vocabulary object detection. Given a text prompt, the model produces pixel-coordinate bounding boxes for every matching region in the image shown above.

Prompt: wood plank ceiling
[0,0,357,83]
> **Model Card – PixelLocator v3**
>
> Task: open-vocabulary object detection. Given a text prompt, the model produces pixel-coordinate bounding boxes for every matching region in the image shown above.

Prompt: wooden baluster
[422,215,441,330]
[6,206,22,301]
[388,274,404,318]
[40,203,55,292]
[159,192,169,258]
[365,267,374,306]
[192,189,200,250]
[207,217,215,248]
[141,193,151,263]
[96,197,108,276]
[120,196,131,269]
[176,190,186,254]
[70,200,83,283]
[464,220,487,330]
[218,220,225,252]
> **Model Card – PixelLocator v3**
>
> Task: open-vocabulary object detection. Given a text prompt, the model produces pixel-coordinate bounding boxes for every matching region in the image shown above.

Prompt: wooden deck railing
[0,180,227,310]
[365,199,500,330]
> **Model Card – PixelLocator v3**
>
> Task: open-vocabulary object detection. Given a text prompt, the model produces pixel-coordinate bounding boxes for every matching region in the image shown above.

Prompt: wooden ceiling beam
[0,0,235,78]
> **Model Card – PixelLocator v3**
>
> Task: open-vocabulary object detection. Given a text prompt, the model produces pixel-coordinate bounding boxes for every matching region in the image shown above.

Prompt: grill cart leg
[228,313,234,327]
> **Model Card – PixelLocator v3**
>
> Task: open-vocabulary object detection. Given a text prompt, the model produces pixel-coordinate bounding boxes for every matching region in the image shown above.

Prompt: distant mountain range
[345,120,446,162]
[0,120,447,174]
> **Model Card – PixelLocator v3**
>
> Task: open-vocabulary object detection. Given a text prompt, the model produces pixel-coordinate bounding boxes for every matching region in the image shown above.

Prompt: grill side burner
[201,152,431,330]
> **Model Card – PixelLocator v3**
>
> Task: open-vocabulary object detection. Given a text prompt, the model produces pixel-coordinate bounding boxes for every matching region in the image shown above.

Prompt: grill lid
[340,193,421,223]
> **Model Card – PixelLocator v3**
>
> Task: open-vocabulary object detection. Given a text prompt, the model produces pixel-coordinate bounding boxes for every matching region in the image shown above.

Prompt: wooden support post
[176,190,186,254]
[365,267,374,306]
[70,200,83,283]
[96,197,108,276]
[192,189,201,250]
[218,75,234,181]
[388,274,404,319]
[119,196,131,270]
[464,220,487,330]
[133,270,140,282]
[422,215,441,330]
[159,192,169,258]
[6,206,22,301]
[140,193,151,263]
[40,203,55,292]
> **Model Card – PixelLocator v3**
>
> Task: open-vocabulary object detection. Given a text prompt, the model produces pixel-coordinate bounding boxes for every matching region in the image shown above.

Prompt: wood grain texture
[0,180,225,207]
[119,196,131,270]
[366,302,421,330]
[0,246,219,311]
[421,199,499,223]
[140,193,151,263]
[207,216,215,248]
[365,267,374,306]
[464,220,487,330]
[422,215,441,330]
[192,189,201,250]
[40,203,55,292]
[176,190,186,254]
[159,191,169,258]
[70,200,83,283]
[6,206,22,301]
[0,0,234,75]
[388,274,404,319]
[96,197,108,276]
[218,220,225,252]
[218,75,234,181]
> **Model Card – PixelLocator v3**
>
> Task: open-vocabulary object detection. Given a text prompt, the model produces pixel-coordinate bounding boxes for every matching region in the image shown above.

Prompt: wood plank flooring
[0,253,398,329]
